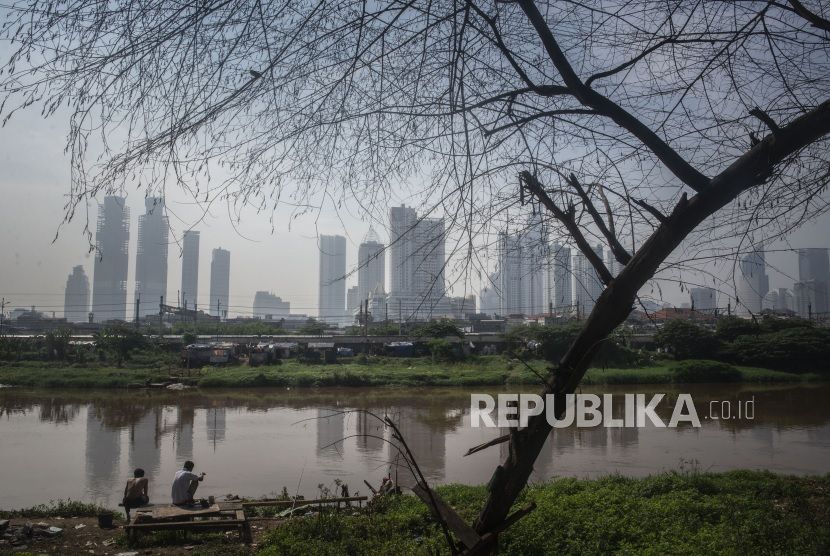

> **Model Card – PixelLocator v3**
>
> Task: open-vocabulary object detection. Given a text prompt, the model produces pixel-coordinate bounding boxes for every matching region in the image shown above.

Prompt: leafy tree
[715,316,760,343]
[94,326,146,367]
[298,318,327,336]
[413,319,464,339]
[723,327,830,373]
[655,320,719,360]
[43,328,72,361]
[426,338,457,362]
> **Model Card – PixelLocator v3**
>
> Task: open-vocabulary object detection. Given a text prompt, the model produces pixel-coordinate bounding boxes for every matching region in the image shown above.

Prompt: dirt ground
[0,515,280,555]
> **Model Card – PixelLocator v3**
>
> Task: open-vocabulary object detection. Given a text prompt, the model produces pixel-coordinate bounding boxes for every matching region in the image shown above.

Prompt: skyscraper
[690,287,716,312]
[548,242,572,312]
[253,291,290,319]
[737,247,769,315]
[573,245,604,316]
[357,228,385,304]
[209,248,231,318]
[91,196,130,322]
[64,265,90,322]
[794,248,830,318]
[388,206,449,320]
[318,234,347,324]
[181,230,199,310]
[134,197,169,317]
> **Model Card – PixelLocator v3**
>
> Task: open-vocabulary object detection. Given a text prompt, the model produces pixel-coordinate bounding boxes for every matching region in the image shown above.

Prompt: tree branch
[519,171,613,285]
[566,173,632,266]
[516,0,711,193]
[788,0,830,31]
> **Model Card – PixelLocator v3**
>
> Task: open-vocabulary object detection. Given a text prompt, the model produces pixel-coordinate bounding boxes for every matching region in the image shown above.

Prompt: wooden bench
[124,505,251,544]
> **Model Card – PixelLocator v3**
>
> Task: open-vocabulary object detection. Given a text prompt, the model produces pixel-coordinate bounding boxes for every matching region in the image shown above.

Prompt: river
[1,383,829,509]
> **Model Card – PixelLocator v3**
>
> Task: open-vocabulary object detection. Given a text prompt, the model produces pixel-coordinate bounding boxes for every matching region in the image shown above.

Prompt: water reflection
[0,384,829,509]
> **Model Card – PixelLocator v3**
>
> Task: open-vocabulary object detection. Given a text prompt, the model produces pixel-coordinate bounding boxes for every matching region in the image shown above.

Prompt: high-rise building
[253,291,290,319]
[134,197,169,317]
[318,234,347,324]
[497,215,546,316]
[347,285,360,317]
[690,287,717,312]
[573,245,604,316]
[795,248,830,317]
[763,287,794,313]
[605,248,620,278]
[388,206,449,320]
[548,242,572,312]
[64,265,90,322]
[181,230,199,310]
[737,247,769,315]
[794,280,828,319]
[209,248,231,318]
[357,228,385,304]
[91,196,130,322]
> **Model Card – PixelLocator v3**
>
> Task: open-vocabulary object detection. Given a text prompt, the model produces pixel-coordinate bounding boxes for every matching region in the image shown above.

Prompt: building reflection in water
[129,407,162,476]
[317,408,345,460]
[206,407,226,450]
[356,410,384,454]
[176,407,194,462]
[387,407,446,486]
[84,406,121,502]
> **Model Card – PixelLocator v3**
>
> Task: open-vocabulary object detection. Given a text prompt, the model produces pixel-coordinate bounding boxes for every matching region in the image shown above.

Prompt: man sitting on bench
[171,460,206,506]
[123,468,150,522]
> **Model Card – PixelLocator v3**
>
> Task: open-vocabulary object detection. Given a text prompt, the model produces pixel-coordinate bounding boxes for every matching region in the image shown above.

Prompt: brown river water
[1,383,829,509]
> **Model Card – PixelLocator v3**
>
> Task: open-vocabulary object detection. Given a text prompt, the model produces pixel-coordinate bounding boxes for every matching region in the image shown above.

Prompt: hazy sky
[2,98,828,318]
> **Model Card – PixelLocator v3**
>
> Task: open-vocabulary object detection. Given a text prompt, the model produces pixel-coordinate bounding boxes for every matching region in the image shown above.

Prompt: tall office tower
[605,248,621,277]
[794,280,828,319]
[573,244,604,316]
[388,205,449,320]
[318,234,347,324]
[522,213,547,315]
[736,247,769,315]
[181,230,200,310]
[479,271,501,317]
[497,217,546,316]
[64,265,90,322]
[346,285,360,316]
[690,287,717,311]
[134,197,169,317]
[548,242,573,312]
[795,248,830,317]
[252,291,290,319]
[764,287,794,312]
[91,196,130,322]
[357,228,386,304]
[209,248,231,318]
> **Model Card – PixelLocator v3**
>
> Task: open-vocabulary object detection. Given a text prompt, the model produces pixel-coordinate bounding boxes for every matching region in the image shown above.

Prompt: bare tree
[3,0,830,552]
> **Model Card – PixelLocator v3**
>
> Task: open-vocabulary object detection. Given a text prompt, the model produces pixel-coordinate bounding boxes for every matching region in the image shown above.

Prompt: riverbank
[2,471,827,555]
[0,356,823,388]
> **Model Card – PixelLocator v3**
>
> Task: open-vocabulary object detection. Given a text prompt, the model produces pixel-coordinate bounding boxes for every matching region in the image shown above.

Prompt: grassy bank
[0,356,823,389]
[2,472,826,555]
[262,471,830,555]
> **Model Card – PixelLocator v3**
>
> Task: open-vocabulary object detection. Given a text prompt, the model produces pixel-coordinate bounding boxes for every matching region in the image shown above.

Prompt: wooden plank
[241,496,367,508]
[125,520,245,531]
[150,504,221,519]
[411,483,481,550]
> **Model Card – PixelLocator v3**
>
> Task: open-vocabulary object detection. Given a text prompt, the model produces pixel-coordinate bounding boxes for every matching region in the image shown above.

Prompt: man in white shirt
[171,460,206,505]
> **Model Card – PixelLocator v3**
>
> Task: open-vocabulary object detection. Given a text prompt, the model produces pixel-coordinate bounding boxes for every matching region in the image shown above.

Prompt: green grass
[260,471,830,555]
[0,499,114,519]
[0,356,823,389]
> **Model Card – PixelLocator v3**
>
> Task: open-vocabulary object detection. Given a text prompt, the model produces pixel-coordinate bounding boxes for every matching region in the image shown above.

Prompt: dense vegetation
[260,471,830,555]
[655,316,830,373]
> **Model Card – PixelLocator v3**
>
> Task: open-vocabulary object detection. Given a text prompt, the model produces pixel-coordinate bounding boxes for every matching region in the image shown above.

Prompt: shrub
[655,320,719,360]
[723,327,830,373]
[715,316,760,342]
[671,360,741,383]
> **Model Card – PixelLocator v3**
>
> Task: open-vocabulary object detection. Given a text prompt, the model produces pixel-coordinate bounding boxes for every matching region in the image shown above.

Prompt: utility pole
[398,299,402,336]
[135,295,140,329]
[159,296,164,335]
[0,297,6,337]
[364,299,370,357]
